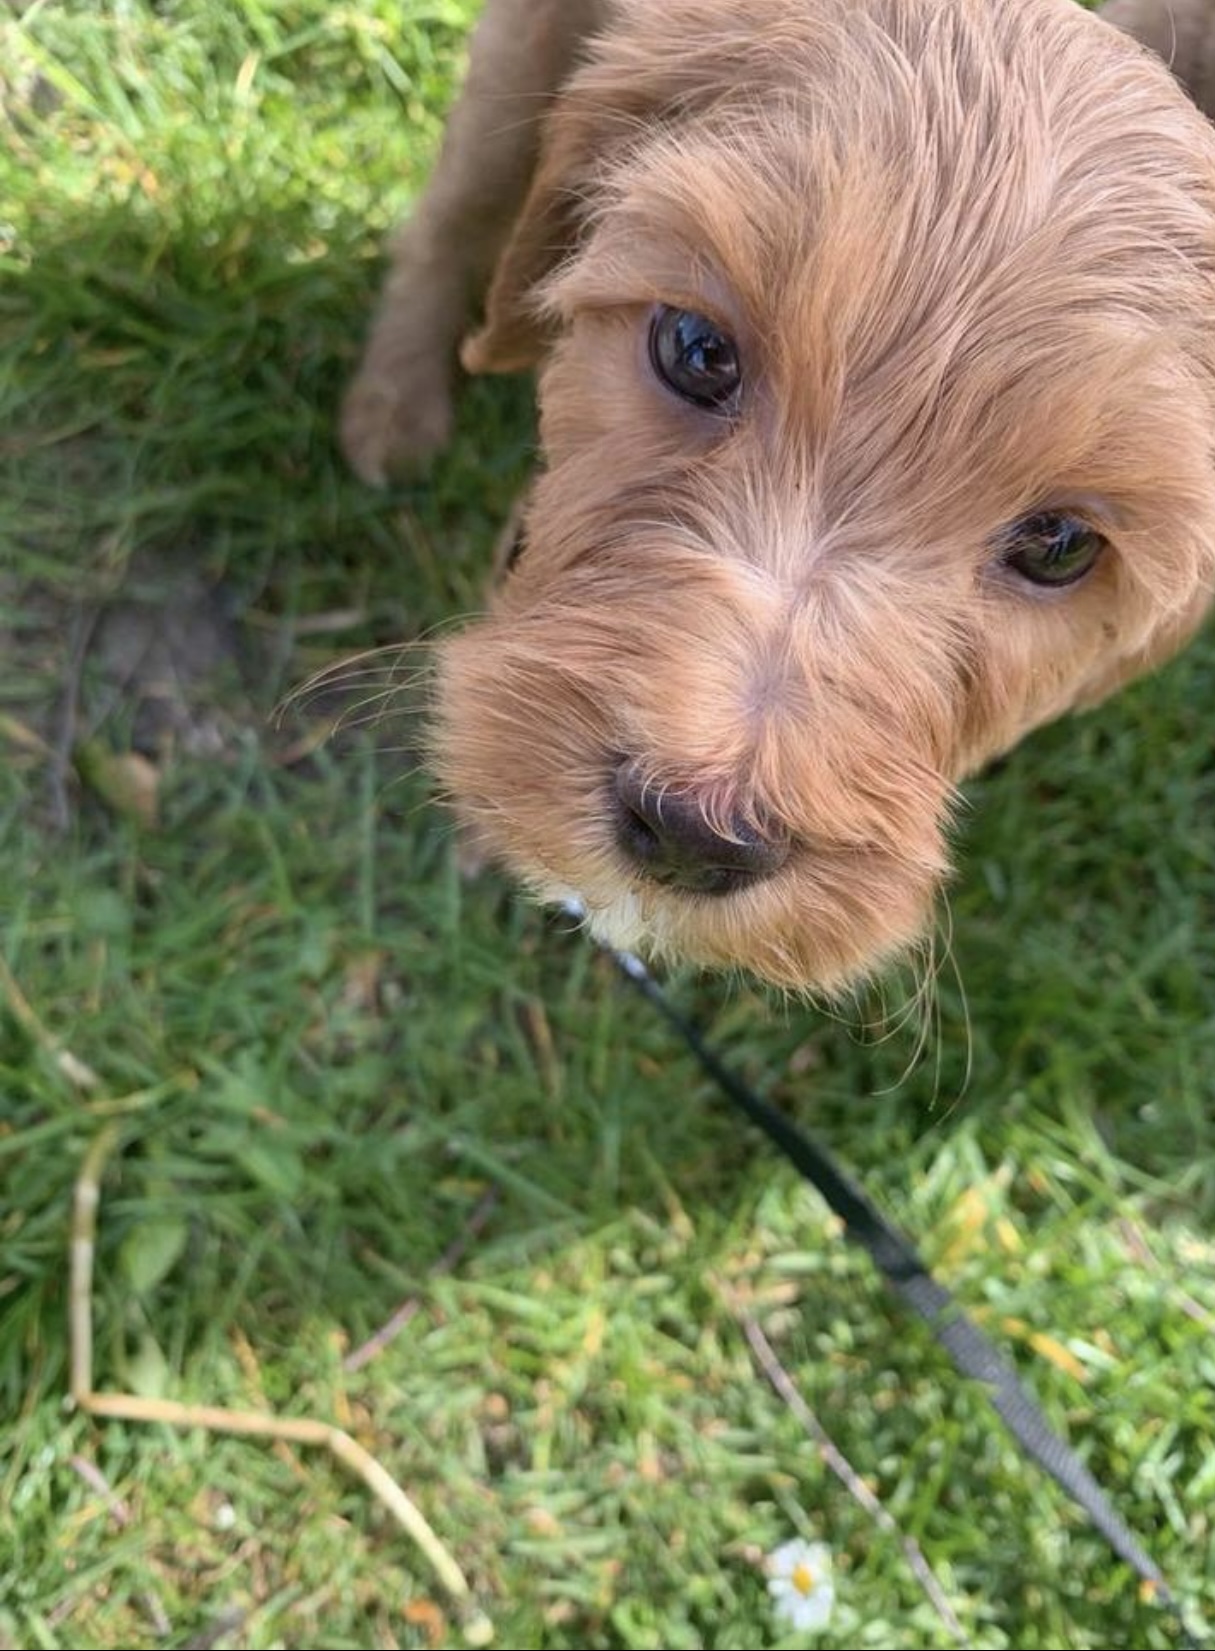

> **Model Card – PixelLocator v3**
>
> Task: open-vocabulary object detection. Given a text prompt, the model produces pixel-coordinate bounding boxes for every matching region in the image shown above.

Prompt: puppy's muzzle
[612,759,791,896]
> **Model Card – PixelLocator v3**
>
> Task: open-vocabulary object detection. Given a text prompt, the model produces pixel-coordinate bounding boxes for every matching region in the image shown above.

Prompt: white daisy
[767,1537,836,1634]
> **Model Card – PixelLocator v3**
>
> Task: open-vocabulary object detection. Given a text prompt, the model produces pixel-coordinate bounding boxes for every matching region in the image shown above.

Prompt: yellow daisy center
[791,1562,816,1596]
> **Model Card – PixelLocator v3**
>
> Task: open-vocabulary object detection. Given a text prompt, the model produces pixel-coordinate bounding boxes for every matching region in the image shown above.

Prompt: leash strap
[613,949,1205,1649]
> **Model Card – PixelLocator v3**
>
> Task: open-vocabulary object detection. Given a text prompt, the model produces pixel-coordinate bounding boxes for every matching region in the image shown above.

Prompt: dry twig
[69,1126,494,1646]
[742,1313,966,1644]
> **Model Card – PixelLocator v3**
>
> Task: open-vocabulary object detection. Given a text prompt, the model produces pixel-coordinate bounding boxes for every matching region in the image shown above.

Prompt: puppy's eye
[999,512,1107,589]
[648,305,741,410]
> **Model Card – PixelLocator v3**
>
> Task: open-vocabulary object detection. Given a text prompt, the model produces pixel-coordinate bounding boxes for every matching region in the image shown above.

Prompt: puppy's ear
[460,97,607,375]
[458,0,813,373]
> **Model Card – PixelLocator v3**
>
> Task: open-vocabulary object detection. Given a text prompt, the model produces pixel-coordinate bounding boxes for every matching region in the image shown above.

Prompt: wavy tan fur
[344,0,1215,992]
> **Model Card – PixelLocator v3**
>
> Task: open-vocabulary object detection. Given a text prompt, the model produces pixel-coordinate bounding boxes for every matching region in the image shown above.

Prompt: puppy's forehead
[551,0,1215,526]
[578,3,1215,332]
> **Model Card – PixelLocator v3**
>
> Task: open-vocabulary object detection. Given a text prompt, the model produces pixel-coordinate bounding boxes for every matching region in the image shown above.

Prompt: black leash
[613,947,1207,1650]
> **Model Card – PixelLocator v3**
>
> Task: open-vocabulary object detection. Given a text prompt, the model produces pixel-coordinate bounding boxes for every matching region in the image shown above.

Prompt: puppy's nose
[612,761,790,895]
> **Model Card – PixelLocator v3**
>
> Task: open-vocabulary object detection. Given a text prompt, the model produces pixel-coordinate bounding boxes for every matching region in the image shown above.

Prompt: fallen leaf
[75,742,160,828]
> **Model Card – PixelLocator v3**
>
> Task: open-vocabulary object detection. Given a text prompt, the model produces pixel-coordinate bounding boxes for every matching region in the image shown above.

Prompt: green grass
[1,3,1213,1647]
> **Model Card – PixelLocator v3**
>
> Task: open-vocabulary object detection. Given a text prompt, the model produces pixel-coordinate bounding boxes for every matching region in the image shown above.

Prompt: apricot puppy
[343,0,1215,992]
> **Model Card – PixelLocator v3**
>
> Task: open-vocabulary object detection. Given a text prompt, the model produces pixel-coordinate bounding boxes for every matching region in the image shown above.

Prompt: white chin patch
[541,882,651,954]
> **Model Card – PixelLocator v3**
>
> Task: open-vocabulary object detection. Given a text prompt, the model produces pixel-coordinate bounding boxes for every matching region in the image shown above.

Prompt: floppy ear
[1094,0,1215,697]
[461,0,803,374]
[459,96,614,375]
[460,0,731,375]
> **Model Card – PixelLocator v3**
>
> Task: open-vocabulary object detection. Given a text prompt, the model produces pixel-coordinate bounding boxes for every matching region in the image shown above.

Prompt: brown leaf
[75,742,160,828]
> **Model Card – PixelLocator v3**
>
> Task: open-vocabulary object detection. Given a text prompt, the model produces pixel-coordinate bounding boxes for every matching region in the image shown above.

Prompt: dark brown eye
[999,512,1107,589]
[648,305,741,411]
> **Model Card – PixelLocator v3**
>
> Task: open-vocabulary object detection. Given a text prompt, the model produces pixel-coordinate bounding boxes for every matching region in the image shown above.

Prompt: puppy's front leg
[1099,0,1215,119]
[341,0,601,484]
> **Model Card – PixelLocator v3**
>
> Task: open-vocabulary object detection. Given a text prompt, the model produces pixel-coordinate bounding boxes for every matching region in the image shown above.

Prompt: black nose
[612,761,790,895]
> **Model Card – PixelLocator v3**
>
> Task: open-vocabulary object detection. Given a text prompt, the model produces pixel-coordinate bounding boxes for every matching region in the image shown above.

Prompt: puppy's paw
[339,358,455,486]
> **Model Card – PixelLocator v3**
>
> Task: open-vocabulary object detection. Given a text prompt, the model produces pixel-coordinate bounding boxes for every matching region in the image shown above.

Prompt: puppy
[343,0,1215,993]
